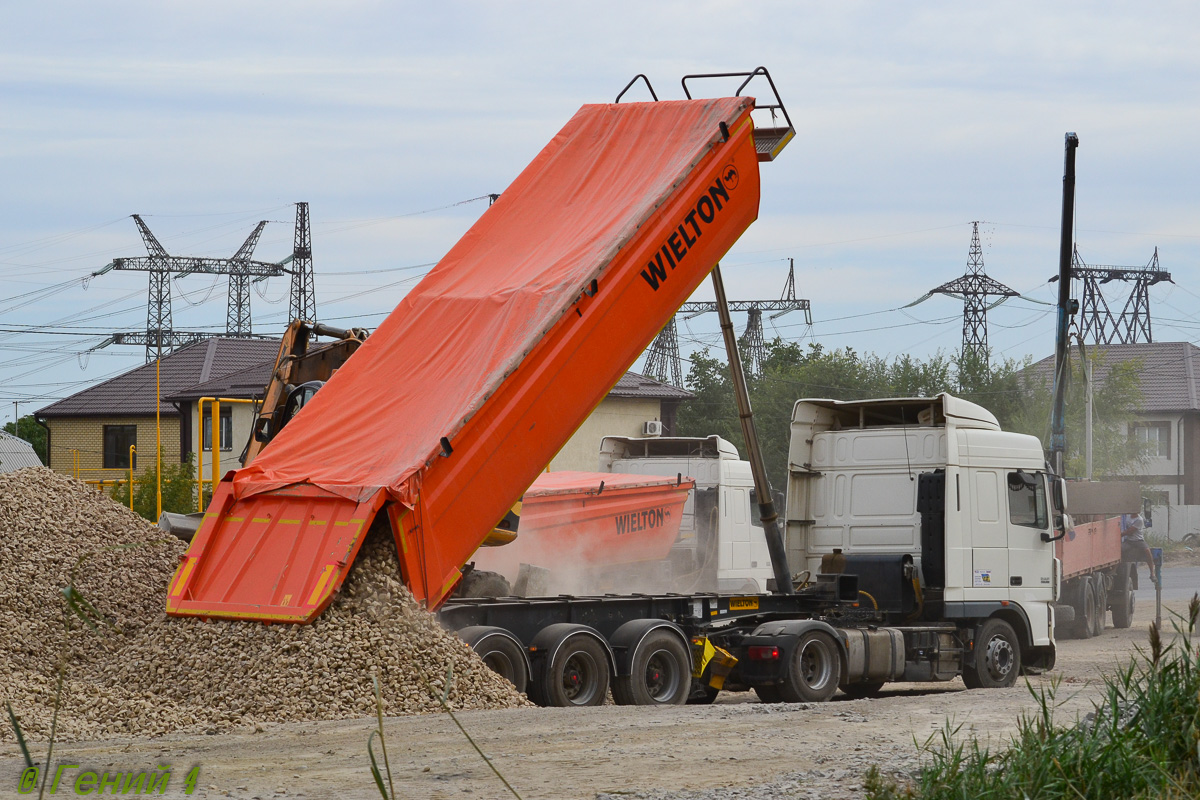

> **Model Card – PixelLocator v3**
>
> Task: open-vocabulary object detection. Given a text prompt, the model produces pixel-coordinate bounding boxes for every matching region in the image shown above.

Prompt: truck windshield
[1007,472,1048,529]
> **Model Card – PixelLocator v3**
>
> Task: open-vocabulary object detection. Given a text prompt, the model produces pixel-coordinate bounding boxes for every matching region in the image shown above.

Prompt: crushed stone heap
[0,467,527,742]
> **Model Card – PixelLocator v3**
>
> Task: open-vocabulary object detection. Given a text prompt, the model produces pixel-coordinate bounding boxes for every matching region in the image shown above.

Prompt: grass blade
[5,702,33,769]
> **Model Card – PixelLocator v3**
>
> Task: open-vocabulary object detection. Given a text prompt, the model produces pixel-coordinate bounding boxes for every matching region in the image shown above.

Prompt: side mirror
[1052,478,1066,513]
[253,416,272,443]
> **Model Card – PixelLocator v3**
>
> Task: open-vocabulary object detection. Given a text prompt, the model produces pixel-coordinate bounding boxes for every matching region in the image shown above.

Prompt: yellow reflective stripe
[307,565,337,606]
[252,517,270,523]
[169,558,196,597]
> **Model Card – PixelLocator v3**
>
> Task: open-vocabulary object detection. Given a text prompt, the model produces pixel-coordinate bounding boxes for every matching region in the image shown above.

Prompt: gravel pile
[0,467,527,742]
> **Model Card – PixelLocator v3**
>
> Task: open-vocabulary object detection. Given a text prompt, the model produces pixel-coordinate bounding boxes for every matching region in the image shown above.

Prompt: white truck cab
[600,435,775,593]
[786,394,1059,662]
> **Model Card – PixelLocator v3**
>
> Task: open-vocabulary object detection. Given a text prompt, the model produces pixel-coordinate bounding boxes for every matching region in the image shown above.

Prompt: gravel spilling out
[0,467,527,742]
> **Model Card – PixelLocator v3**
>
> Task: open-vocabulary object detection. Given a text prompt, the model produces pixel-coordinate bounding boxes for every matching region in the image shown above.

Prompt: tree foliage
[2,416,47,465]
[109,452,197,522]
[675,340,1145,492]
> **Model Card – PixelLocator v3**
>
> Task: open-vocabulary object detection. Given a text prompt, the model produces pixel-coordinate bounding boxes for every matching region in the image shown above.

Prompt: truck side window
[1007,472,1048,529]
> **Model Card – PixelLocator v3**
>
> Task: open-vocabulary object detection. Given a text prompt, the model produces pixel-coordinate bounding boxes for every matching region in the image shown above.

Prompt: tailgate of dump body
[166,480,384,621]
[168,97,764,623]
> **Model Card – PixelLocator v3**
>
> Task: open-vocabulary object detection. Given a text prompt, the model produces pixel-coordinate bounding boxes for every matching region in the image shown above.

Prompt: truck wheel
[753,684,783,704]
[1091,575,1108,636]
[471,634,529,695]
[780,631,841,703]
[1074,576,1096,640]
[839,681,885,699]
[458,570,511,598]
[1111,566,1135,629]
[963,618,1021,689]
[535,635,610,707]
[612,630,690,706]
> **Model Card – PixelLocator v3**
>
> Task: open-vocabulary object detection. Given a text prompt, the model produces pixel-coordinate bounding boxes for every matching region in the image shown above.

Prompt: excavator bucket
[168,75,783,623]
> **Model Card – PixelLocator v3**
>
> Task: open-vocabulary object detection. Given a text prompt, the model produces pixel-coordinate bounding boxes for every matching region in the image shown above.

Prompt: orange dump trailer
[470,471,694,593]
[167,93,768,622]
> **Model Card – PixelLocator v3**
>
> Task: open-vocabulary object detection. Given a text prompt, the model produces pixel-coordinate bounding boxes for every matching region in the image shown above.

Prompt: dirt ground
[2,568,1194,800]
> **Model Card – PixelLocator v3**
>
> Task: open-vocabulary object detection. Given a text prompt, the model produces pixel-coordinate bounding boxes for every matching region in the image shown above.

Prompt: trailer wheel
[535,635,610,707]
[1077,576,1096,639]
[471,634,529,694]
[963,618,1021,689]
[612,630,690,706]
[1111,565,1135,629]
[780,631,841,703]
[1091,574,1108,636]
[839,681,885,699]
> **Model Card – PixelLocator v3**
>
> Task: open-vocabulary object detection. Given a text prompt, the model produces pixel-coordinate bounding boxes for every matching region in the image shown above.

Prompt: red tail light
[747,645,780,660]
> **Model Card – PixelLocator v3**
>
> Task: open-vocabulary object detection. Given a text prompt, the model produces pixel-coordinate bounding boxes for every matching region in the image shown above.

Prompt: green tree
[2,415,47,465]
[110,452,197,522]
[674,340,1146,491]
[1008,349,1148,478]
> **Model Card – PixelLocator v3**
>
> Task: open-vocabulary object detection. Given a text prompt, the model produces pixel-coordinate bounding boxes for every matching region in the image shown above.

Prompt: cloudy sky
[2,1,1198,425]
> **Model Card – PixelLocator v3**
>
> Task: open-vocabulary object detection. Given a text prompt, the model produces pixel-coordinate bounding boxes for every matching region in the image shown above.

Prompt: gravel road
[6,566,1191,800]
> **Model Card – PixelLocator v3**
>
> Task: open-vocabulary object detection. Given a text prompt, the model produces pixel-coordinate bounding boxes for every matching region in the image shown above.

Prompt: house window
[103,425,137,469]
[1133,423,1171,458]
[202,407,233,452]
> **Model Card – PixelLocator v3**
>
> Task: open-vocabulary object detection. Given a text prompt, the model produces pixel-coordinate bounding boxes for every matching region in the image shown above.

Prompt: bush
[109,453,197,522]
[868,597,1200,800]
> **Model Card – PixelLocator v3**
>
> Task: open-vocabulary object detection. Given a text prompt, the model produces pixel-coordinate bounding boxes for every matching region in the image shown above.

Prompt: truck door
[970,469,1010,595]
[1004,471,1055,599]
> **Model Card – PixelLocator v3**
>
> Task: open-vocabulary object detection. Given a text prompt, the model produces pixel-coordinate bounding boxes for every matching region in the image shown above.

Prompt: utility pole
[927,222,1018,363]
[93,215,289,361]
[289,202,317,323]
[643,259,812,386]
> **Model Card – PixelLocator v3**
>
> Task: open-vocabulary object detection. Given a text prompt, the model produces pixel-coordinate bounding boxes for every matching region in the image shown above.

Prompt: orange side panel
[1058,516,1123,579]
[176,97,763,621]
[166,480,384,621]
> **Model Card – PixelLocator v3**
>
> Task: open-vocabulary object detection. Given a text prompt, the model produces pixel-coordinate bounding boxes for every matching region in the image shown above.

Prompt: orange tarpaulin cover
[168,97,763,620]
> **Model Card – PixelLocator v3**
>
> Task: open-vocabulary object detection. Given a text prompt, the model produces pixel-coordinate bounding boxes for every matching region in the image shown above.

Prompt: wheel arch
[455,624,532,681]
[609,619,692,678]
[528,622,616,678]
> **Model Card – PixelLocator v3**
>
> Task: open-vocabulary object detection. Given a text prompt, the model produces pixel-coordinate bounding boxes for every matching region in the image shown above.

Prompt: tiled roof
[166,359,274,402]
[36,338,282,418]
[1026,341,1200,413]
[608,371,694,400]
[0,430,42,472]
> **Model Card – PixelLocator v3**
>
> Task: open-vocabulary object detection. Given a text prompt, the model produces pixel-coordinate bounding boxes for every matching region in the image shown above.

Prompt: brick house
[37,328,692,492]
[35,339,281,484]
[1028,341,1200,507]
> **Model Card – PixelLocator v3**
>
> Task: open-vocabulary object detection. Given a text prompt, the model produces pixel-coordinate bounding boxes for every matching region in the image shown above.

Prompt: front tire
[963,618,1021,689]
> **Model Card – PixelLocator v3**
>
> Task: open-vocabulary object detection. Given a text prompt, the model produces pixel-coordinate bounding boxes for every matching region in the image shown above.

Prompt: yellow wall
[188,400,260,483]
[548,398,663,472]
[45,415,181,482]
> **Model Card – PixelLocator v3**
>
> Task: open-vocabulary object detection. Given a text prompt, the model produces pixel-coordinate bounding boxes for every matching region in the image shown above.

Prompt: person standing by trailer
[1121,512,1158,585]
